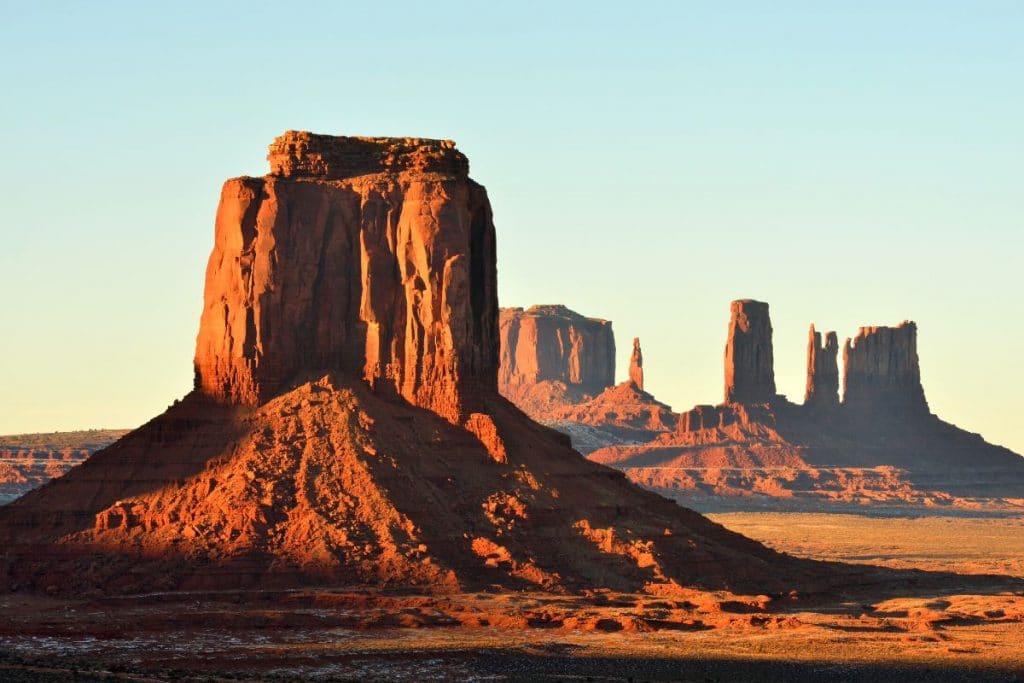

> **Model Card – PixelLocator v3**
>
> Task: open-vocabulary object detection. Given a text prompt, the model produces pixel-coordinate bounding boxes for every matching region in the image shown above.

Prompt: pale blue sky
[1,2,1021,453]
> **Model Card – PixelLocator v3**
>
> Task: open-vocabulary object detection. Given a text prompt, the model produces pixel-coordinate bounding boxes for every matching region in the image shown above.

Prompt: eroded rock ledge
[267,130,469,179]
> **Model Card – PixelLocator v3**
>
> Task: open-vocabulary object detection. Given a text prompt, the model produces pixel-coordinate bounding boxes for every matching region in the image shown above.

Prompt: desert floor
[2,511,1023,682]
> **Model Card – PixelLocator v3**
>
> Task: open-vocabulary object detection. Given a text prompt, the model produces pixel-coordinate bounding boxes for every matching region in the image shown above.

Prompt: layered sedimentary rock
[724,300,776,404]
[0,133,815,596]
[499,312,677,452]
[843,322,928,416]
[499,305,614,399]
[546,381,678,454]
[0,430,129,503]
[195,131,497,423]
[629,337,644,390]
[590,301,1024,511]
[804,325,839,409]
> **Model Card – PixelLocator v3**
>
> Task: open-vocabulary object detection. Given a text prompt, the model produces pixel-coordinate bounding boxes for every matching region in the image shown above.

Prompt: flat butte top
[267,130,469,180]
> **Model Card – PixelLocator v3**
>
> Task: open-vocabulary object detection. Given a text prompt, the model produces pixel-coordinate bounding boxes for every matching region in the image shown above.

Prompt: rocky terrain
[2,133,1022,682]
[0,430,128,504]
[498,304,616,416]
[0,132,842,597]
[499,309,679,453]
[588,300,1024,512]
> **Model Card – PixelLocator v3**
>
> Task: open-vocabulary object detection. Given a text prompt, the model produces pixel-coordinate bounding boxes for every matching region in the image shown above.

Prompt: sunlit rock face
[194,131,499,424]
[498,305,615,400]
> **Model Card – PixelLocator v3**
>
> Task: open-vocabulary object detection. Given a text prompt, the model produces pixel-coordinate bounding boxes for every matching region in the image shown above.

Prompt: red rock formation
[629,337,644,390]
[724,300,776,405]
[0,430,129,502]
[547,380,678,453]
[804,325,839,409]
[499,305,614,398]
[589,302,1024,511]
[842,322,928,416]
[194,131,498,424]
[0,133,813,596]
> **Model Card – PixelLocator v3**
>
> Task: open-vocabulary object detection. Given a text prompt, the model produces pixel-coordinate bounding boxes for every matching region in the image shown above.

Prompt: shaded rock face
[0,133,818,597]
[805,325,839,409]
[194,131,499,424]
[724,300,776,405]
[629,337,644,390]
[594,301,1024,509]
[842,322,928,416]
[498,305,615,402]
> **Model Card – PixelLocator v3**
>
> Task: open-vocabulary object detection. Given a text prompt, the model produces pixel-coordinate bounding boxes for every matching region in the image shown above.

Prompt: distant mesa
[498,304,615,416]
[0,133,818,596]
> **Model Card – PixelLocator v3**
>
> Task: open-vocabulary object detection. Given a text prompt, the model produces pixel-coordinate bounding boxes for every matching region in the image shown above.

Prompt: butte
[0,132,828,596]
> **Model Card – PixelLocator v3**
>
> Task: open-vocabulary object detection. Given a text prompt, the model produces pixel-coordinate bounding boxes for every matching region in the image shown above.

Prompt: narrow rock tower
[629,337,644,390]
[724,300,776,404]
[805,324,839,408]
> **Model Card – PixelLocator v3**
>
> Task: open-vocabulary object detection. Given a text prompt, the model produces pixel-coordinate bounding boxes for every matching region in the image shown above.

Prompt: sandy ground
[708,512,1024,577]
[2,512,1023,682]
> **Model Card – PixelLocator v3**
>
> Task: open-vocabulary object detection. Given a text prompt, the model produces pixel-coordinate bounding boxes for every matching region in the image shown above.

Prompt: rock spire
[629,337,644,390]
[805,325,840,408]
[724,299,776,405]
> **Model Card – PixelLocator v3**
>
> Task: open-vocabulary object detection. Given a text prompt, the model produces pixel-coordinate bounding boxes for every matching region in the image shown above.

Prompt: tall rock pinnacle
[842,321,928,416]
[805,324,839,408]
[724,299,776,404]
[193,131,498,423]
[629,337,644,390]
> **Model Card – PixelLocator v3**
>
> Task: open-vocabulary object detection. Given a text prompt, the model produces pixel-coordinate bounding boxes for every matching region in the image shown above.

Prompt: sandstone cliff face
[842,322,928,416]
[805,325,839,409]
[498,305,615,403]
[724,300,776,405]
[194,131,498,424]
[629,337,644,390]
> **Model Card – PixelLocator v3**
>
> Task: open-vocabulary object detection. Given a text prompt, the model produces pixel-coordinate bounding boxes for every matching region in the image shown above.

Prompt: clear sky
[1,2,1021,453]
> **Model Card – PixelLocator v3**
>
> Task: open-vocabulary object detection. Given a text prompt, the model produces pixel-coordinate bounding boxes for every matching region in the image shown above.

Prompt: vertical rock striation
[805,325,840,409]
[193,131,499,424]
[498,305,615,399]
[842,322,928,416]
[724,300,776,405]
[629,337,644,390]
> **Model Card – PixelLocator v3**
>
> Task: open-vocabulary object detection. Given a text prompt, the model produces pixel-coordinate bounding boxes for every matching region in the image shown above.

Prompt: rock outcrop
[498,311,677,453]
[498,305,615,406]
[804,325,840,409]
[195,131,497,423]
[590,300,1024,512]
[629,337,644,390]
[0,133,815,596]
[724,300,776,405]
[842,322,928,417]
